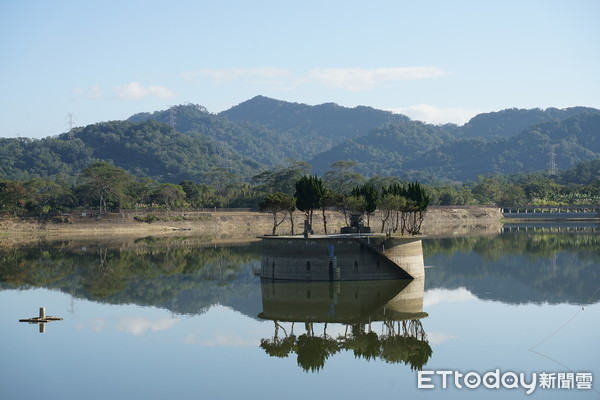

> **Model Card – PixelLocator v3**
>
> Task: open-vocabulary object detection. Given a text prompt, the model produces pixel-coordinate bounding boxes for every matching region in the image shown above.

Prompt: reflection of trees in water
[0,242,262,307]
[424,232,600,305]
[297,324,340,373]
[83,248,128,298]
[260,319,432,373]
[345,324,380,361]
[424,231,600,261]
[260,322,297,358]
[379,320,432,370]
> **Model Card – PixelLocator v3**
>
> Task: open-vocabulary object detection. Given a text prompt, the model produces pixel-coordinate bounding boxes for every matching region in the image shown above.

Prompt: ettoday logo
[417,370,593,394]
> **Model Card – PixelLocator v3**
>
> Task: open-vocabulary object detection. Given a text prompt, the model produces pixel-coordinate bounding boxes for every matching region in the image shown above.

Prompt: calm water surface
[1,226,599,400]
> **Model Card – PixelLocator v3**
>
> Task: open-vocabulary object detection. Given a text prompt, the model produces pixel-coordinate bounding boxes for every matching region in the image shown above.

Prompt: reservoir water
[1,225,598,399]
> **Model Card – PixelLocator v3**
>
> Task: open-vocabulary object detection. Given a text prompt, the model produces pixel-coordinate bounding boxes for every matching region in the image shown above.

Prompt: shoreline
[1,206,597,248]
[0,207,505,246]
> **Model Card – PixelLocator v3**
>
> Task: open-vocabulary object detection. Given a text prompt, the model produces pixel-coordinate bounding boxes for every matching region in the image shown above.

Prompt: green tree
[79,162,135,213]
[200,167,238,196]
[367,175,403,190]
[403,182,430,235]
[471,176,506,205]
[0,180,27,216]
[259,192,296,235]
[405,182,430,212]
[382,182,429,235]
[152,183,187,210]
[497,183,528,206]
[130,177,158,206]
[252,160,312,196]
[429,184,474,206]
[24,178,75,216]
[179,180,201,206]
[519,174,563,204]
[322,161,365,195]
[320,190,344,234]
[343,195,367,214]
[351,184,378,226]
[179,180,223,208]
[294,175,325,236]
[379,194,407,235]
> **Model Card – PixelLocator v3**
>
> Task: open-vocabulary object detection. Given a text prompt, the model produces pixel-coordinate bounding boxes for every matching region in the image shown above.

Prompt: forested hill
[459,106,599,138]
[128,104,289,165]
[219,95,410,140]
[311,111,600,181]
[128,97,409,163]
[1,96,599,184]
[0,120,261,183]
[309,120,453,178]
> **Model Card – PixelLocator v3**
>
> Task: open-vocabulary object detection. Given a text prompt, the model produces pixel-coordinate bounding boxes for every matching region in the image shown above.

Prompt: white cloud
[72,85,104,99]
[390,104,479,125]
[184,331,258,347]
[116,317,179,335]
[423,287,476,307]
[113,81,176,99]
[426,331,456,345]
[75,318,106,332]
[308,66,448,91]
[182,67,290,82]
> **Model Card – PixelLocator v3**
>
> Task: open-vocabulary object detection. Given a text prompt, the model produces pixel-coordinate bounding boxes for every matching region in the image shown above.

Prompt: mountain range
[1,95,599,184]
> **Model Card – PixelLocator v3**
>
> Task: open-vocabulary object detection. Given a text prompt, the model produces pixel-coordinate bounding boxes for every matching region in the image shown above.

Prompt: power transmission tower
[547,145,557,176]
[66,113,76,139]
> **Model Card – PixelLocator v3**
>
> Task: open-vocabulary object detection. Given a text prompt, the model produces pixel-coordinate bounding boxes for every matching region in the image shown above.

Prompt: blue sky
[1,0,599,138]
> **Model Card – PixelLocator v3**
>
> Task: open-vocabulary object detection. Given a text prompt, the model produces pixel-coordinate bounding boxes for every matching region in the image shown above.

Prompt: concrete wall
[261,237,423,281]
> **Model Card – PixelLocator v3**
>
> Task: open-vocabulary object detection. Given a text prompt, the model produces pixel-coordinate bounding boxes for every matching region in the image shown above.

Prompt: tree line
[1,159,599,224]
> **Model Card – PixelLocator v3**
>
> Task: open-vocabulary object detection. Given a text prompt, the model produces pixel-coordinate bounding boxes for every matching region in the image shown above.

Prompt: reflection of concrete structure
[366,237,425,317]
[258,271,430,372]
[258,277,426,323]
[260,235,425,281]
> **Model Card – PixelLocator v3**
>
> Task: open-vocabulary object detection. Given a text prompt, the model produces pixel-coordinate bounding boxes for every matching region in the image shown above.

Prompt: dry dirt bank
[0,206,503,246]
